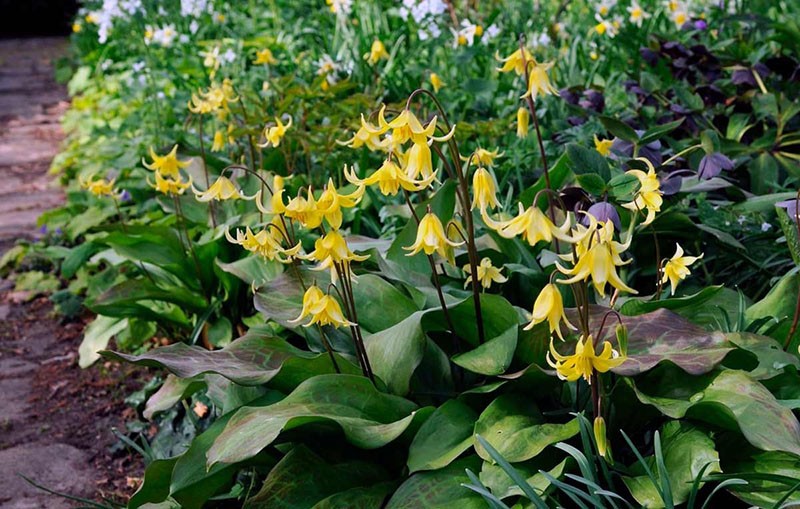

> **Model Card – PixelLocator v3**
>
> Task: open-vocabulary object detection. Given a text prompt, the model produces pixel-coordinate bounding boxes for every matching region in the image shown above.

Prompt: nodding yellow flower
[517,107,530,138]
[364,39,389,65]
[211,130,226,152]
[301,229,369,278]
[284,189,323,228]
[200,46,222,77]
[471,167,500,212]
[522,59,558,101]
[557,218,637,297]
[315,177,365,229]
[255,175,287,215]
[290,285,354,328]
[188,80,238,115]
[430,73,444,93]
[404,141,436,179]
[662,244,703,295]
[622,158,662,226]
[148,171,192,195]
[72,23,82,33]
[81,176,117,197]
[254,48,277,65]
[523,283,576,339]
[193,176,253,202]
[463,257,507,290]
[365,106,455,147]
[463,148,504,167]
[594,136,614,157]
[259,116,292,148]
[338,115,384,151]
[344,159,436,196]
[143,145,190,179]
[484,203,573,247]
[547,335,625,383]
[404,212,464,258]
[225,226,300,263]
[496,48,534,76]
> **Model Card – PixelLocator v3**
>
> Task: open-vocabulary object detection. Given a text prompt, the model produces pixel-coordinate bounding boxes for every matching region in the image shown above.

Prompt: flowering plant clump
[11,0,800,507]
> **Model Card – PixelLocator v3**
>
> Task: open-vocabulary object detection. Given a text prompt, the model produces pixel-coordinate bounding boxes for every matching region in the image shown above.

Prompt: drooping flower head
[622,158,663,225]
[81,176,118,198]
[148,172,192,196]
[662,244,703,295]
[463,257,507,290]
[471,167,500,212]
[547,335,625,383]
[523,283,575,339]
[364,39,389,65]
[404,212,464,258]
[496,47,534,76]
[143,145,190,179]
[193,176,254,202]
[290,285,354,328]
[259,116,293,148]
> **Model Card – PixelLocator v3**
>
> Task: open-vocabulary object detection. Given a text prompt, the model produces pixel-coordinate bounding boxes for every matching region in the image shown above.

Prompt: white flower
[222,48,237,63]
[627,1,650,27]
[761,222,772,232]
[483,23,501,42]
[737,215,747,225]
[132,60,146,72]
[189,20,200,34]
[596,0,617,17]
[451,19,481,48]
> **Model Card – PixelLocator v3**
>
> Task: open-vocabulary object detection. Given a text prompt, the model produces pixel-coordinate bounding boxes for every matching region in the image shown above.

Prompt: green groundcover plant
[5,0,800,507]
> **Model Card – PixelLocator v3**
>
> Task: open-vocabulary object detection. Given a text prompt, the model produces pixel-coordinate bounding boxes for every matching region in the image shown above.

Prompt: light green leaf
[407,399,478,473]
[78,315,128,368]
[385,456,485,509]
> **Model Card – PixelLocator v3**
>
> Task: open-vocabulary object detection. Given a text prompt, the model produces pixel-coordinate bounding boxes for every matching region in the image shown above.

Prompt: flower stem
[197,116,217,228]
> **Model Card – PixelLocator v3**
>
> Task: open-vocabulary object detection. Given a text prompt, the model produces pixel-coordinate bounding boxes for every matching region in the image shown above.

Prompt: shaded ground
[0,38,144,508]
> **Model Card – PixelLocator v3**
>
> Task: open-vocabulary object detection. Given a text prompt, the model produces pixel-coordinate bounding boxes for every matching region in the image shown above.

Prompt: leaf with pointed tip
[479,457,569,499]
[364,311,427,395]
[407,399,478,473]
[144,375,205,420]
[725,450,800,507]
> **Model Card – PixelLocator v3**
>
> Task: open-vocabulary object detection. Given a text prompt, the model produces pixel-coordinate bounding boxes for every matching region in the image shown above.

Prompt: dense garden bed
[5,0,800,506]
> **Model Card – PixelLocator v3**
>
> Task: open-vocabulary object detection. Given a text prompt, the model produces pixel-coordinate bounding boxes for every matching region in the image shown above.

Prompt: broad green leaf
[312,482,397,508]
[695,223,745,250]
[479,457,568,499]
[407,399,478,473]
[86,278,205,323]
[104,326,357,388]
[474,394,579,463]
[144,375,205,420]
[385,456,485,509]
[575,173,606,195]
[623,421,720,508]
[725,450,800,507]
[726,333,800,380]
[103,226,196,284]
[364,311,427,395]
[619,286,723,316]
[746,272,800,350]
[749,152,779,195]
[777,207,800,267]
[639,119,684,144]
[732,191,796,213]
[452,324,517,376]
[607,173,640,200]
[631,370,800,456]
[599,116,638,142]
[129,458,179,509]
[519,154,571,208]
[244,445,389,509]
[216,255,284,287]
[207,374,420,466]
[566,143,610,180]
[78,315,128,368]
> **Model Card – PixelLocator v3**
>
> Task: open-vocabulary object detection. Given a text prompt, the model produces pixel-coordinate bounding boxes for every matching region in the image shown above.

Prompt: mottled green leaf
[746,272,800,350]
[725,450,800,507]
[408,399,478,473]
[479,457,568,499]
[216,255,284,287]
[385,456,485,509]
[364,311,427,395]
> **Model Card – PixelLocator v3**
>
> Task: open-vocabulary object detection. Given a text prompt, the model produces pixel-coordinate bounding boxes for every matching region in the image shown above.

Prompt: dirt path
[0,38,142,508]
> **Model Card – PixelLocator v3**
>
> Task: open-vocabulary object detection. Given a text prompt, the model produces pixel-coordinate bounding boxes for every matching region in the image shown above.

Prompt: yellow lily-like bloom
[557,218,637,297]
[662,244,703,295]
[211,130,226,152]
[484,203,573,247]
[193,176,253,202]
[81,176,117,197]
[143,145,190,179]
[471,167,500,212]
[188,80,238,115]
[547,335,625,383]
[148,171,192,195]
[404,212,464,258]
[254,48,277,65]
[365,106,455,147]
[594,135,613,157]
[259,116,292,148]
[622,159,662,226]
[225,225,300,263]
[344,160,436,196]
[301,229,369,277]
[523,283,576,339]
[316,177,365,229]
[463,148,503,167]
[284,189,323,228]
[404,141,436,179]
[338,116,384,151]
[430,72,444,93]
[255,175,288,215]
[522,59,558,101]
[290,285,354,328]
[496,47,534,76]
[364,39,389,65]
[517,107,529,138]
[463,257,507,290]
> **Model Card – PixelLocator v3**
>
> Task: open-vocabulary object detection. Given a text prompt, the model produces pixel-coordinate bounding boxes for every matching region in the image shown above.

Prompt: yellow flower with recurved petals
[496,48,534,76]
[547,335,625,383]
[594,136,613,157]
[212,130,226,152]
[522,60,558,101]
[430,73,444,93]
[622,158,662,225]
[315,177,365,229]
[463,257,507,290]
[523,283,575,339]
[517,107,529,138]
[405,212,464,258]
[344,160,436,196]
[463,148,503,167]
[364,40,389,65]
[193,176,252,202]
[254,48,277,65]
[225,226,300,263]
[484,203,573,247]
[143,145,190,179]
[255,175,287,215]
[148,172,192,195]
[471,167,500,212]
[301,229,369,278]
[338,116,384,151]
[81,176,117,197]
[365,106,455,147]
[662,244,703,295]
[290,285,354,328]
[260,116,292,148]
[284,189,323,228]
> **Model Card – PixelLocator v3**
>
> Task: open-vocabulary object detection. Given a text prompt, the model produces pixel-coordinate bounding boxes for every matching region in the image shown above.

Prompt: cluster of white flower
[181,0,214,17]
[327,0,354,17]
[145,24,179,47]
[315,54,354,87]
[450,19,500,48]
[397,0,448,40]
[90,0,144,43]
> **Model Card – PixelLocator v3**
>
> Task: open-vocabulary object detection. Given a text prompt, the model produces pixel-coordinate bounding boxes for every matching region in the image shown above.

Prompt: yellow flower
[290,285,354,328]
[522,60,558,101]
[255,175,288,215]
[547,335,625,383]
[463,148,503,167]
[662,244,703,295]
[81,176,117,197]
[200,46,222,77]
[594,136,613,157]
[517,107,530,138]
[193,176,253,202]
[484,203,573,247]
[254,48,277,65]
[301,229,369,277]
[211,130,226,152]
[496,47,534,76]
[364,40,389,65]
[471,167,500,212]
[594,417,609,458]
[188,80,238,115]
[463,257,507,290]
[283,189,322,228]
[315,177,365,229]
[404,212,464,258]
[673,11,688,27]
[148,172,192,195]
[338,115,384,151]
[430,72,444,93]
[260,116,292,148]
[72,23,82,33]
[365,106,455,147]
[225,226,300,263]
[622,158,662,226]
[523,283,575,339]
[143,145,191,179]
[85,13,98,24]
[344,160,436,196]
